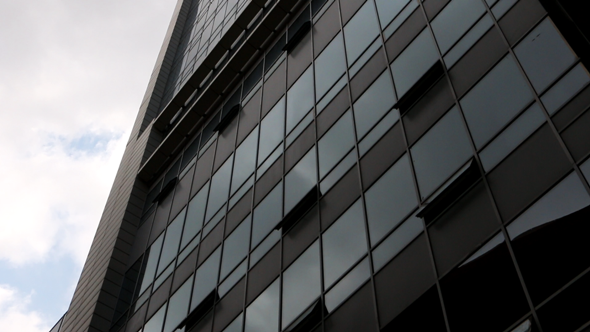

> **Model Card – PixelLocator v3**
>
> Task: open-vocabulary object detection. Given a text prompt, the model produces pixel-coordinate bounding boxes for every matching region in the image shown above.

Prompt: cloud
[0,284,51,332]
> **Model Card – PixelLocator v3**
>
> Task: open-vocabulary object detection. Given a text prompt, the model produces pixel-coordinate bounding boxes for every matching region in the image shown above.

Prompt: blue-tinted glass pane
[319,111,355,178]
[287,67,314,134]
[353,71,398,139]
[315,33,347,100]
[343,1,381,65]
[541,63,590,114]
[322,200,367,288]
[431,0,486,54]
[282,241,321,328]
[285,148,317,213]
[411,107,473,199]
[372,215,423,271]
[252,182,283,247]
[515,18,577,92]
[245,278,280,332]
[206,156,233,221]
[232,127,259,194]
[365,154,418,245]
[144,303,167,332]
[461,55,533,148]
[325,257,370,312]
[259,98,285,164]
[182,182,209,248]
[582,158,590,183]
[391,28,439,97]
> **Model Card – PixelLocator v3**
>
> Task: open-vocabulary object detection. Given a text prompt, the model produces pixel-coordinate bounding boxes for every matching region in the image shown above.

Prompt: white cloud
[0,284,51,332]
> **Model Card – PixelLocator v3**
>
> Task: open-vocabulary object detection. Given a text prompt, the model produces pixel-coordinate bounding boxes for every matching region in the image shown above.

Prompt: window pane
[206,156,233,221]
[322,200,367,288]
[541,63,590,115]
[220,218,251,279]
[163,275,193,332]
[315,33,347,100]
[365,154,418,245]
[411,107,473,199]
[144,303,167,332]
[245,278,280,332]
[287,67,314,134]
[182,182,209,248]
[343,1,381,65]
[157,209,185,275]
[431,0,486,54]
[325,257,370,312]
[507,172,590,240]
[282,241,321,328]
[232,127,259,194]
[391,28,439,97]
[258,98,285,165]
[191,247,221,310]
[252,182,283,247]
[285,147,317,213]
[375,0,410,29]
[139,234,164,294]
[353,71,397,139]
[582,158,590,182]
[319,111,355,178]
[372,215,423,272]
[460,55,533,148]
[515,18,577,93]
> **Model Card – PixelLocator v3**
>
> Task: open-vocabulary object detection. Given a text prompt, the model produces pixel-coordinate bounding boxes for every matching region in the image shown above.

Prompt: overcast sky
[0,1,178,331]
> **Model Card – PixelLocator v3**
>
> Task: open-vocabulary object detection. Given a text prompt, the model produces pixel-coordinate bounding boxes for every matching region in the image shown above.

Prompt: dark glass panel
[318,111,355,178]
[245,278,280,332]
[375,235,435,329]
[213,278,246,332]
[285,123,315,173]
[460,55,533,148]
[157,209,185,275]
[151,193,173,243]
[353,71,397,139]
[144,303,167,332]
[320,166,361,231]
[172,247,198,294]
[147,276,172,322]
[508,172,590,305]
[283,204,320,268]
[170,167,194,220]
[237,88,261,146]
[381,286,446,332]
[287,32,312,88]
[139,234,164,295]
[205,156,232,221]
[440,235,530,332]
[312,2,341,57]
[423,0,449,20]
[191,247,221,311]
[543,63,590,118]
[220,219,251,279]
[163,276,192,332]
[537,271,590,332]
[375,0,412,29]
[213,116,238,172]
[384,7,426,62]
[315,33,346,101]
[252,182,283,247]
[428,182,500,276]
[411,107,473,199]
[562,108,590,162]
[371,216,423,272]
[285,148,317,213]
[498,0,547,46]
[360,121,405,189]
[258,98,284,166]
[191,144,215,197]
[324,283,378,332]
[197,222,223,266]
[402,78,455,146]
[254,156,282,205]
[365,154,417,245]
[286,66,314,133]
[350,48,387,101]
[282,241,321,328]
[247,243,281,304]
[322,200,367,288]
[343,0,381,65]
[324,258,370,312]
[231,127,258,194]
[226,188,252,237]
[183,182,209,249]
[317,87,350,138]
[449,26,507,98]
[262,61,286,118]
[487,125,571,222]
[340,0,367,25]
[515,18,577,93]
[431,0,486,54]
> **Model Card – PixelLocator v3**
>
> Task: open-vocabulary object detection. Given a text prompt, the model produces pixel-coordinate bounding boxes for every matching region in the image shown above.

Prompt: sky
[0,1,178,331]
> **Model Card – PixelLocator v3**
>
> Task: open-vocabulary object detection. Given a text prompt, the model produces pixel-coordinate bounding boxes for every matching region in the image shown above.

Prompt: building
[50,0,590,331]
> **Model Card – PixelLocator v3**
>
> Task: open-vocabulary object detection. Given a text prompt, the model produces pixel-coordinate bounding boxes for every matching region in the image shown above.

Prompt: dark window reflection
[440,233,529,332]
[508,172,590,304]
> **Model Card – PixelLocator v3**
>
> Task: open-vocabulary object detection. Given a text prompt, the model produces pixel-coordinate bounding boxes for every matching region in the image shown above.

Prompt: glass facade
[54,0,590,332]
